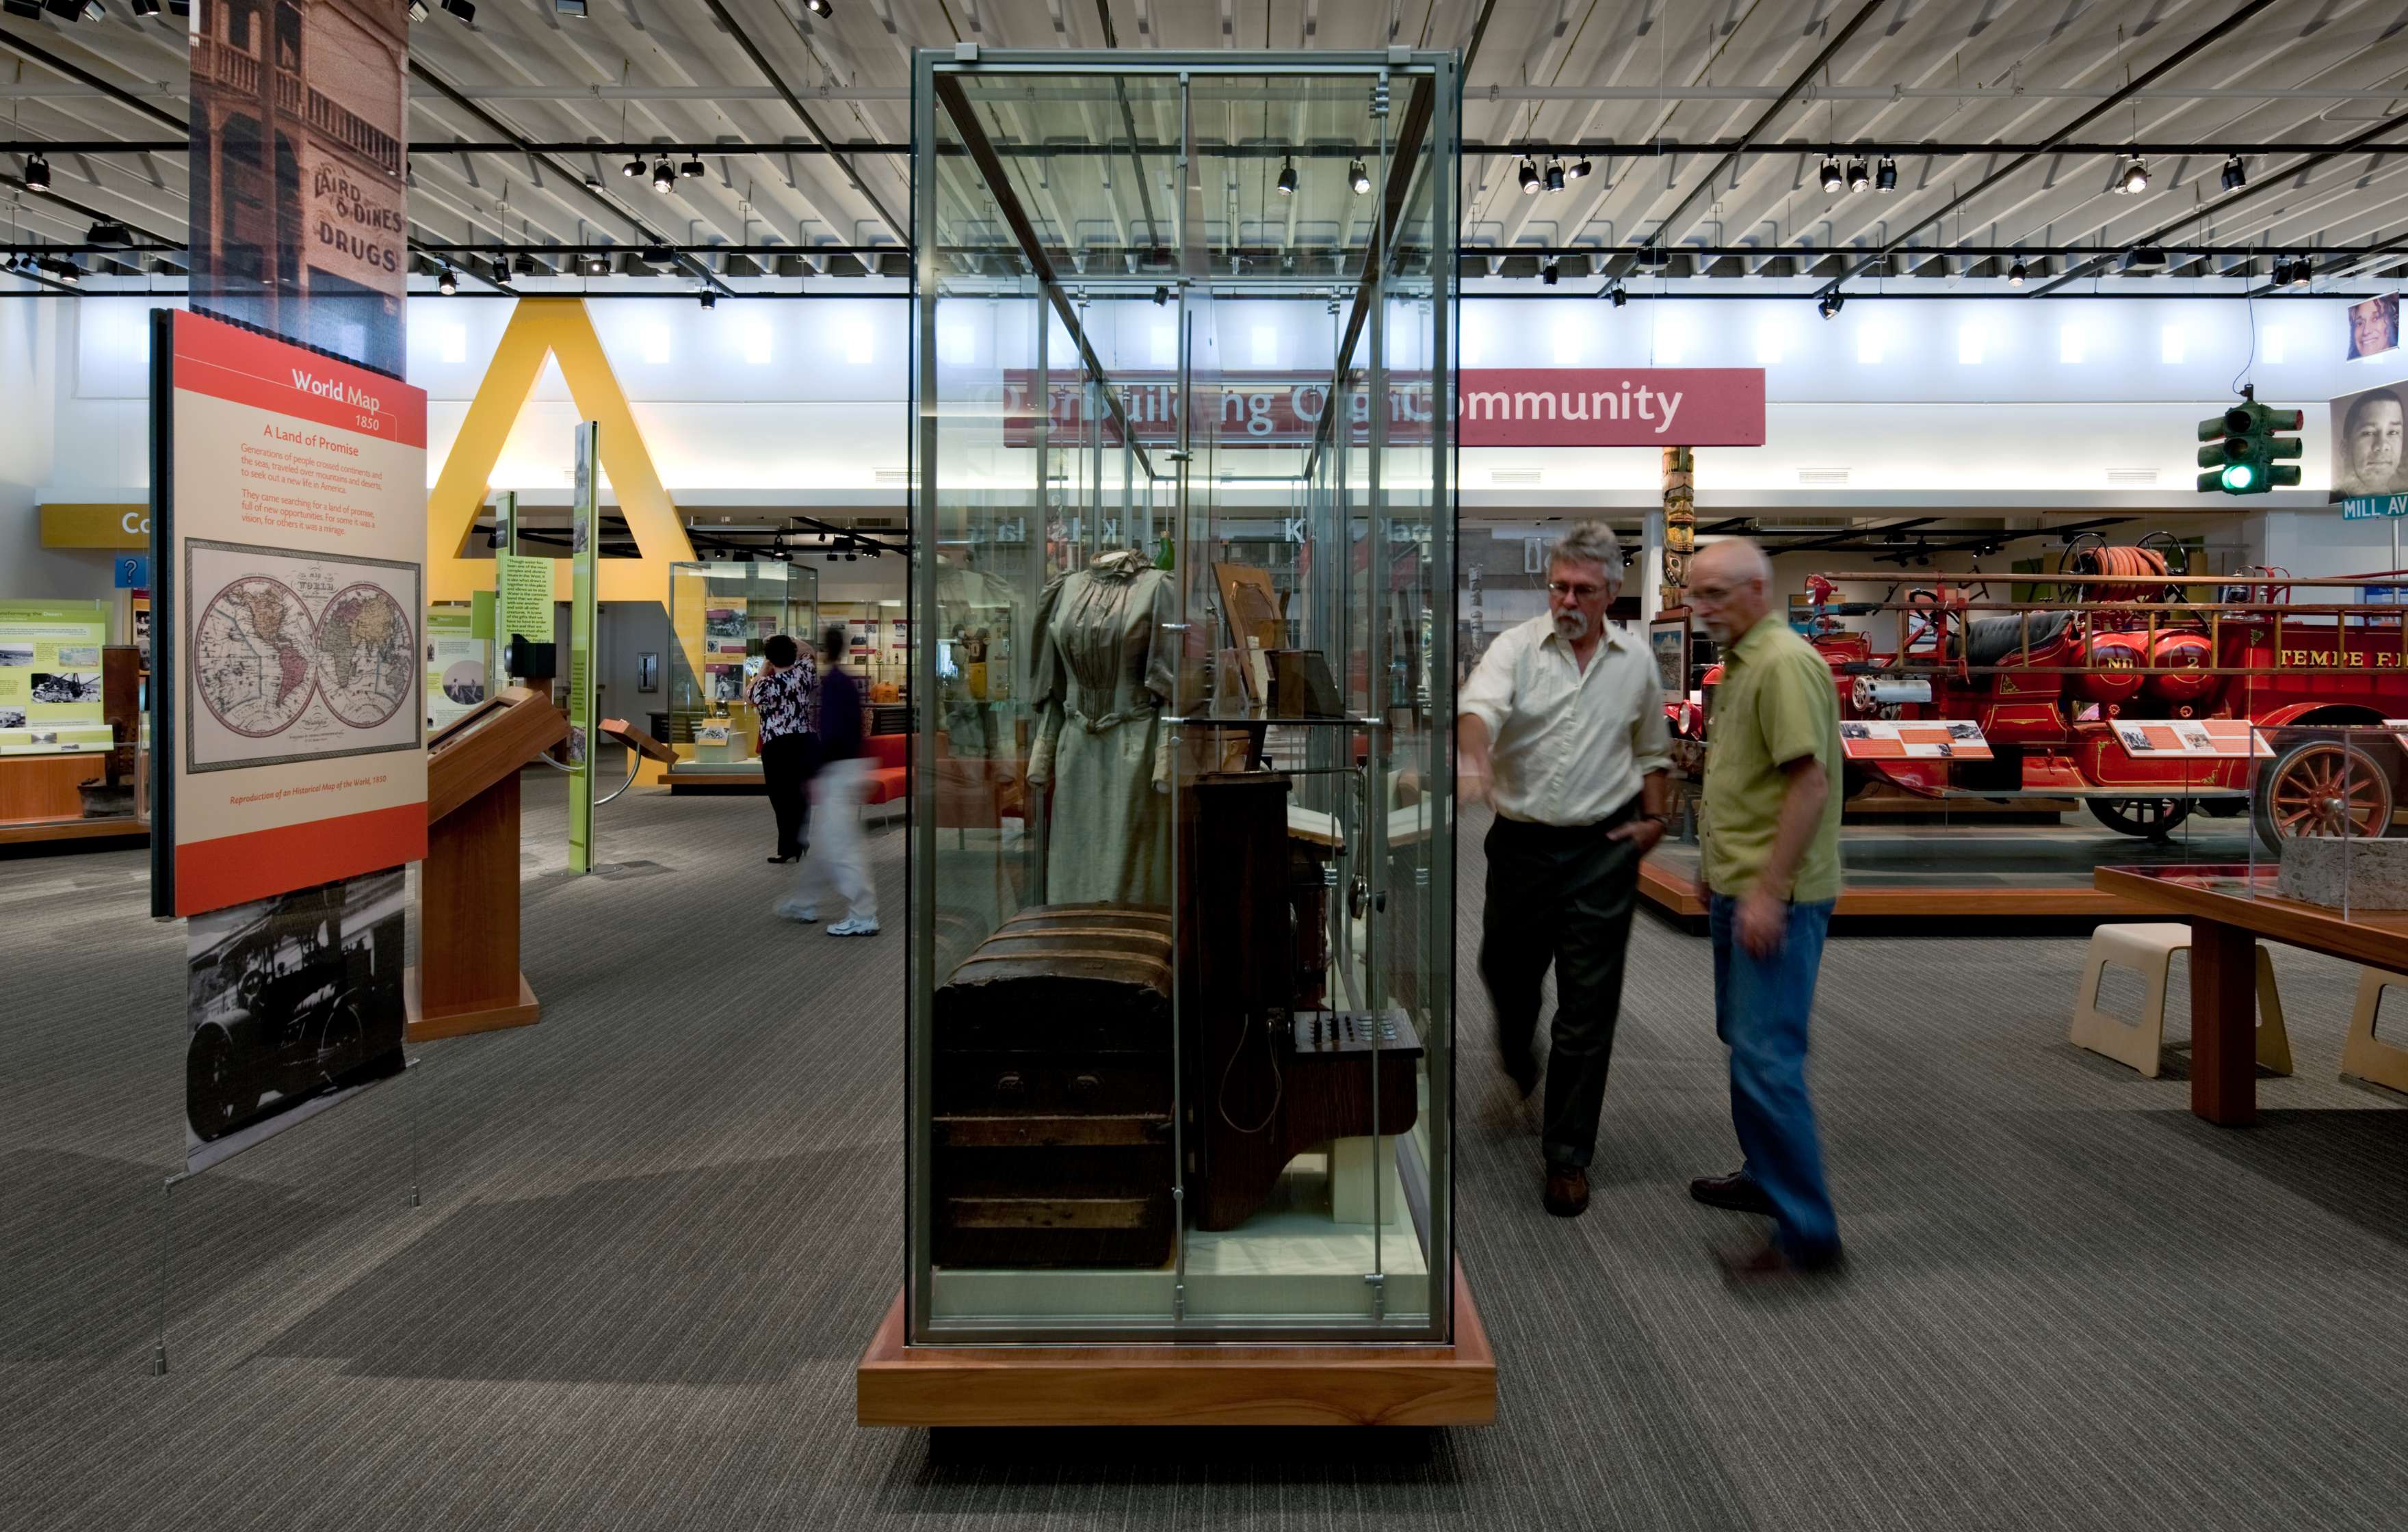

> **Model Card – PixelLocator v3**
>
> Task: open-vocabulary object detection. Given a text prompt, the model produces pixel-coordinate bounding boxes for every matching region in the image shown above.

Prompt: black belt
[1493,795,1640,836]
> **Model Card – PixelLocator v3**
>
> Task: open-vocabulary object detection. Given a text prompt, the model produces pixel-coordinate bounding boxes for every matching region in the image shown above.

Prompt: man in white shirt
[1458,521,1673,1217]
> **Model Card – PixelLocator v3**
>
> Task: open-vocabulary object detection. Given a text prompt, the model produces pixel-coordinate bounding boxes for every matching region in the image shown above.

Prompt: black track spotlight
[1545,160,1566,193]
[23,154,50,194]
[651,160,677,193]
[406,0,430,18]
[698,290,716,310]
[1348,158,1371,196]
[47,0,104,16]
[1874,155,1897,192]
[436,264,458,295]
[1818,156,1843,194]
[804,0,831,14]
[1569,157,1593,181]
[2007,259,2027,287]
[1151,284,1170,306]
[4,1,44,16]
[49,256,79,285]
[620,155,645,179]
[439,0,474,22]
[2221,154,2247,191]
[1517,157,1540,195]
[681,153,705,179]
[1816,291,1844,320]
[584,253,609,275]
[1275,156,1297,197]
[2288,256,2312,287]
[2116,156,2150,195]
[132,0,161,15]
[1608,285,1627,308]
[1846,157,1870,193]
[556,0,588,14]
[1541,259,1560,287]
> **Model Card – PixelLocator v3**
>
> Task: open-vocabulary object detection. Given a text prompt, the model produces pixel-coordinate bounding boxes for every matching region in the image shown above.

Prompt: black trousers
[1478,804,1642,1170]
[761,732,820,858]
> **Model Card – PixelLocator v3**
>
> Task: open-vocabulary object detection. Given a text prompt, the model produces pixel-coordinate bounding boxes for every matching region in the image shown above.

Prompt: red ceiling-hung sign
[1456,368,1767,447]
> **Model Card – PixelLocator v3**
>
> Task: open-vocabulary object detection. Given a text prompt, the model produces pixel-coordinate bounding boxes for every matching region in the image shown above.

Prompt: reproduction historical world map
[185,540,421,772]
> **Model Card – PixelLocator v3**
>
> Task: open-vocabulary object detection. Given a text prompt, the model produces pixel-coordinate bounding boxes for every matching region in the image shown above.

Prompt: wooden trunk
[932,904,1177,1268]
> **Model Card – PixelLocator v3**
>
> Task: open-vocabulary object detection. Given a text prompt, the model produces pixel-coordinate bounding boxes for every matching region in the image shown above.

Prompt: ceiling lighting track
[699,0,902,246]
[2041,97,2408,299]
[407,58,731,299]
[930,72,1152,481]
[1818,0,2283,308]
[1644,1,1888,261]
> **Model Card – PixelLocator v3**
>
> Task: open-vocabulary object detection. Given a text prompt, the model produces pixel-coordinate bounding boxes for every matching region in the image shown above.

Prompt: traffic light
[2196,388,2304,494]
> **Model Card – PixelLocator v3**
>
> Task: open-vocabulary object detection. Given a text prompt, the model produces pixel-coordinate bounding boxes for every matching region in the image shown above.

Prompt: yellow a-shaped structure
[427,298,695,602]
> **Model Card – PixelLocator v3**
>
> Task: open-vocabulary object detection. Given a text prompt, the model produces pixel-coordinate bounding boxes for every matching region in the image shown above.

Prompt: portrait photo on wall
[2331,378,2408,499]
[2347,293,2400,362]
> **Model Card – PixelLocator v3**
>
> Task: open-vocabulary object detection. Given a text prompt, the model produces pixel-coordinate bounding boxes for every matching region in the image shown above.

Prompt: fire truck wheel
[2253,739,2395,854]
[2086,797,2190,840]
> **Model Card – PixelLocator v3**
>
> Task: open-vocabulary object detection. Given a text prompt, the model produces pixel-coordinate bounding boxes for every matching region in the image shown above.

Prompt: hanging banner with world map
[150,308,427,919]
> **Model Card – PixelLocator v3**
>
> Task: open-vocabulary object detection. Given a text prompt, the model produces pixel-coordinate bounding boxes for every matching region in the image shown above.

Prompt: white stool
[2342,968,2408,1094]
[2069,923,2291,1079]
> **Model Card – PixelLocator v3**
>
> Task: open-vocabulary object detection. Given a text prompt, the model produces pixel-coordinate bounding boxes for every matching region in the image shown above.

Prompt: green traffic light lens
[2223,463,2257,490]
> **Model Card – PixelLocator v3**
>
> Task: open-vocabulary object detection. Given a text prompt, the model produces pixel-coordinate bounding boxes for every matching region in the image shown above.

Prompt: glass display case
[906,47,1459,1343]
[2247,722,2408,916]
[662,559,818,777]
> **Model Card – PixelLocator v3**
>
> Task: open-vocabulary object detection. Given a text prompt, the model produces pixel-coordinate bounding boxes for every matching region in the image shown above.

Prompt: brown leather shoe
[1543,1165,1589,1218]
[1715,1235,1845,1282]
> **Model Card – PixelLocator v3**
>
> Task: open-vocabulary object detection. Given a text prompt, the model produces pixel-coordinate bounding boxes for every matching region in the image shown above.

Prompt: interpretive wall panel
[152,309,428,917]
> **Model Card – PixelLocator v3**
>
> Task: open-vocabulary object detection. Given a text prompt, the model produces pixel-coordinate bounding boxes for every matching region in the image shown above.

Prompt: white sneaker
[826,916,880,937]
[775,899,820,923]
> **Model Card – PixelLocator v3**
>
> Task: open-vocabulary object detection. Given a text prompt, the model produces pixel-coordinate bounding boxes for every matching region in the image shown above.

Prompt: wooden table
[2093,864,2408,1125]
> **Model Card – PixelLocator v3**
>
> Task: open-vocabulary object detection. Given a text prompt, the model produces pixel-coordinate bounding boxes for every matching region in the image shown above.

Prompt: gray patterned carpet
[4,779,2407,1530]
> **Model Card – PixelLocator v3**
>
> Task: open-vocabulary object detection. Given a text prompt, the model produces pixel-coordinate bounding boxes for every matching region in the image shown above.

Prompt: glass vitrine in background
[908,47,1460,1343]
[664,559,819,776]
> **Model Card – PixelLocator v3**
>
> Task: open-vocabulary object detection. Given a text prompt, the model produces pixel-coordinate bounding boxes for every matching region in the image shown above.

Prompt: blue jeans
[1709,895,1840,1259]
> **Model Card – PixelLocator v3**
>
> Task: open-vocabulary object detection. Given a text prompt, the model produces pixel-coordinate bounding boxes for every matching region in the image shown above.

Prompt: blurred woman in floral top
[747,633,818,863]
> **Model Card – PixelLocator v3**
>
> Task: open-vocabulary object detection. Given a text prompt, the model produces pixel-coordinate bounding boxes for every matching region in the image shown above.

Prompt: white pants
[786,756,876,921]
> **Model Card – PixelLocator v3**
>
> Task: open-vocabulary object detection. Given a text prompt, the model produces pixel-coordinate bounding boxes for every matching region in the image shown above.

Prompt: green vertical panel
[568,422,599,874]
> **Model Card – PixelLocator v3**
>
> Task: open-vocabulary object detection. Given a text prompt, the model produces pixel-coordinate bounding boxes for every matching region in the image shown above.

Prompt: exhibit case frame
[662,559,819,776]
[902,46,1463,1351]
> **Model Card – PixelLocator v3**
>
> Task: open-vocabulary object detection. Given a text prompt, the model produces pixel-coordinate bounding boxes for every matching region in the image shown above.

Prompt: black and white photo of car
[29,672,103,704]
[185,870,406,1148]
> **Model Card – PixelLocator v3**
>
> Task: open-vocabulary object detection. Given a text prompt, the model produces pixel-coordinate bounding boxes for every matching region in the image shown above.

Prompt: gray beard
[1552,610,1590,642]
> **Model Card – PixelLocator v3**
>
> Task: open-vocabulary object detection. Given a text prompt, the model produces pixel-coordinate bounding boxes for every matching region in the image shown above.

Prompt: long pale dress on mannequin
[1024,551,1177,908]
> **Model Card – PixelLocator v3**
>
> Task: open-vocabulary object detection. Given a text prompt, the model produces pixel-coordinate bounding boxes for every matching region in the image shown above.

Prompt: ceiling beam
[698,0,904,246]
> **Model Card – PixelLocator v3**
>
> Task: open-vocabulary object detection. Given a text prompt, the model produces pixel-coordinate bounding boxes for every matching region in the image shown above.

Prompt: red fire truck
[1662,542,2407,851]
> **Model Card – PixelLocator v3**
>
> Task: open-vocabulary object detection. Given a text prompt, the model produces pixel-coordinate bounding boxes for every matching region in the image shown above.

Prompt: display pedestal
[407,687,566,1043]
[856,1258,1496,1428]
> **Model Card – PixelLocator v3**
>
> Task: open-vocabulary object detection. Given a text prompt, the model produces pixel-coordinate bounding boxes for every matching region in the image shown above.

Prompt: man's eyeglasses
[1546,581,1607,600]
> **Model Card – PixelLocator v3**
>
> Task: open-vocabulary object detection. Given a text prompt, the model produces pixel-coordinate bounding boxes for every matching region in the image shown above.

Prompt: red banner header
[172,309,428,450]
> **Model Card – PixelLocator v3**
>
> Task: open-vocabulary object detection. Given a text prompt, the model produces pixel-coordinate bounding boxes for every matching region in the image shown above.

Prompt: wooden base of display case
[855,1260,1495,1429]
[1637,853,2143,922]
[0,815,147,847]
[404,966,540,1043]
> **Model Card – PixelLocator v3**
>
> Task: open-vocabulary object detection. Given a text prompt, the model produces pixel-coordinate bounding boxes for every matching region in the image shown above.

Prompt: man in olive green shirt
[1686,538,1846,1278]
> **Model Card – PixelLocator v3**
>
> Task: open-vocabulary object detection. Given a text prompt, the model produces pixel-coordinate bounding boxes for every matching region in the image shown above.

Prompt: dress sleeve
[1026,570,1073,707]
[1140,569,1177,707]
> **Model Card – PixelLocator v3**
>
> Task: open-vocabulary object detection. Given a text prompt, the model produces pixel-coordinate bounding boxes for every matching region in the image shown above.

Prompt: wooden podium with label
[406,687,568,1042]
